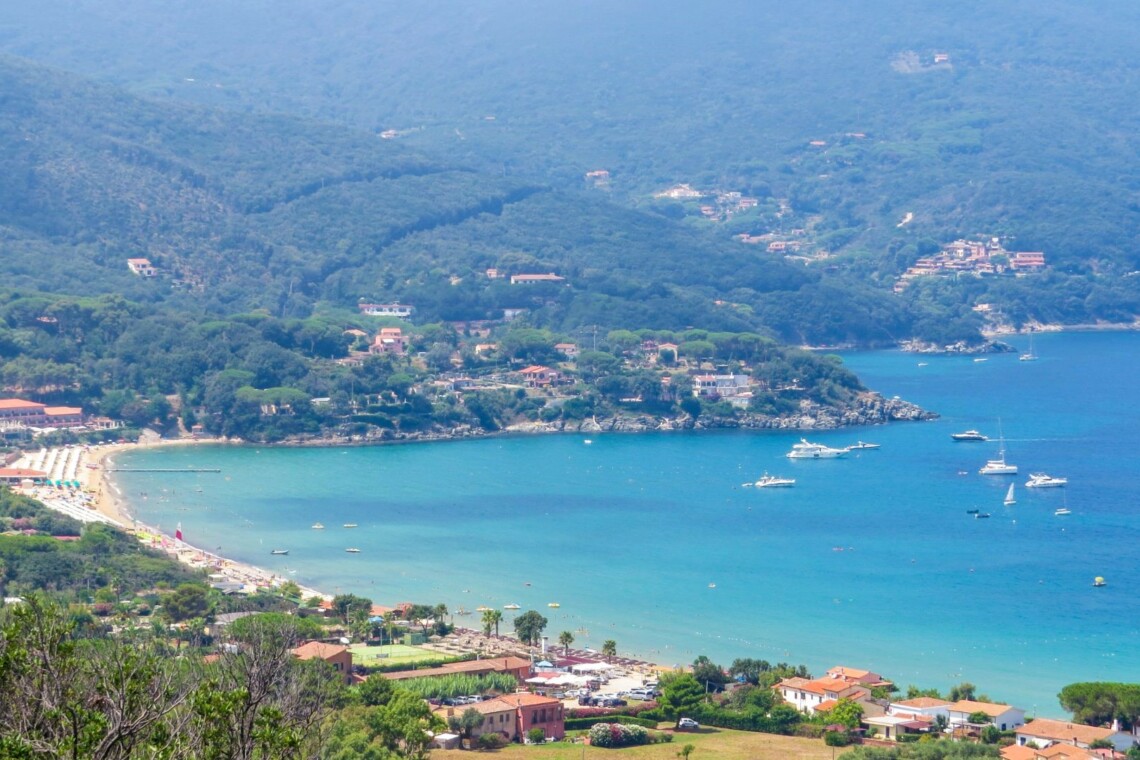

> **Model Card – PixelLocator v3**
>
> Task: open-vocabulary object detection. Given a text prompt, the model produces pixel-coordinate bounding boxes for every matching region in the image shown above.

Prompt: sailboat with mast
[979,420,1017,475]
[1019,333,1038,362]
[1003,483,1016,506]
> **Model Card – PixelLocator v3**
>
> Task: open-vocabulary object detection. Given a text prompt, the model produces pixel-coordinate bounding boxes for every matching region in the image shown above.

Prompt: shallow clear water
[114,331,1140,714]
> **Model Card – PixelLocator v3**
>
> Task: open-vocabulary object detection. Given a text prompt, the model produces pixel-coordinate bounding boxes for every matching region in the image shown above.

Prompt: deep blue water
[114,331,1140,714]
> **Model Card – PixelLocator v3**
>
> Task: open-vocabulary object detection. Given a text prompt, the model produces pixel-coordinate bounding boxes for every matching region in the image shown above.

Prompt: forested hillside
[0,55,934,344]
[4,0,1140,277]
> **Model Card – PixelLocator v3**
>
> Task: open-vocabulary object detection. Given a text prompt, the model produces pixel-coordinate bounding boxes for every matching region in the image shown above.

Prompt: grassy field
[347,643,440,665]
[432,727,851,760]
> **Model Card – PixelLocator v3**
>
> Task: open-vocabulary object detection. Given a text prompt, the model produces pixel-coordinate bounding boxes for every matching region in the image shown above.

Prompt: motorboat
[311,522,325,529]
[786,439,847,459]
[1025,473,1067,488]
[951,430,988,442]
[345,547,361,553]
[547,602,560,608]
[846,441,880,450]
[343,523,359,528]
[270,549,289,555]
[1093,576,1107,587]
[503,603,521,610]
[755,474,796,488]
[974,512,991,519]
[1054,508,1072,516]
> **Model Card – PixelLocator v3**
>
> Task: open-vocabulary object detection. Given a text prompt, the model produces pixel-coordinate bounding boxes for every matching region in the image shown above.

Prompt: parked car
[677,718,699,731]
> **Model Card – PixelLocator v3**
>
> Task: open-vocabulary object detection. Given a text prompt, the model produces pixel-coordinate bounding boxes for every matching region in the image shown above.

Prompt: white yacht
[951,430,988,442]
[1025,473,1067,488]
[755,474,796,488]
[979,454,1017,475]
[979,423,1016,475]
[786,439,848,459]
[846,441,880,450]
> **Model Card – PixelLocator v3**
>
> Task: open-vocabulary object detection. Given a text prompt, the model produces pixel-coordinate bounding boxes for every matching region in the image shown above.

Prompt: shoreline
[66,439,328,601]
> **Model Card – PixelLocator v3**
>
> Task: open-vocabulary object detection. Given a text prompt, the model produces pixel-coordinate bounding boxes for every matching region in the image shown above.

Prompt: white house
[948,700,1025,732]
[889,697,952,722]
[359,303,414,318]
[776,677,869,716]
[1015,718,1135,752]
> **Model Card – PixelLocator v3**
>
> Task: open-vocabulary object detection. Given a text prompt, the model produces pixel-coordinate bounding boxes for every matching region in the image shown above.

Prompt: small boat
[973,357,988,363]
[503,603,521,610]
[917,362,928,367]
[1004,483,1016,506]
[583,439,593,445]
[755,473,796,488]
[1020,334,1038,362]
[547,602,560,608]
[846,441,880,450]
[1093,576,1107,587]
[311,523,325,529]
[786,438,848,459]
[708,583,716,589]
[270,549,289,555]
[1025,473,1067,488]
[974,512,991,519]
[951,430,989,442]
[475,605,491,612]
[1054,508,1072,516]
[966,508,980,514]
[343,523,359,528]
[345,547,361,553]
[456,607,471,615]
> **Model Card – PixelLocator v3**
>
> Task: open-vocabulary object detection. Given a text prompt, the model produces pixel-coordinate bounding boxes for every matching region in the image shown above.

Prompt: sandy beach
[13,437,328,602]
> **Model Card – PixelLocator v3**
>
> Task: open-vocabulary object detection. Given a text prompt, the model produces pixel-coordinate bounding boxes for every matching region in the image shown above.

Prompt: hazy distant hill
[0,55,928,344]
[4,0,1140,278]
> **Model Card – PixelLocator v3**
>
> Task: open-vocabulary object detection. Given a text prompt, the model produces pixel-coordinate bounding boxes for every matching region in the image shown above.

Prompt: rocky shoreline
[267,392,936,447]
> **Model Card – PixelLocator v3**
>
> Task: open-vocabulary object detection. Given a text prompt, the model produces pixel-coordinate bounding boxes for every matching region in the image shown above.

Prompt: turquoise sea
[113,331,1140,714]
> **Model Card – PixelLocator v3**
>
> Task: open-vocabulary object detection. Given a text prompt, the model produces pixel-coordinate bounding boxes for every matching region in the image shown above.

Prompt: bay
[114,330,1140,714]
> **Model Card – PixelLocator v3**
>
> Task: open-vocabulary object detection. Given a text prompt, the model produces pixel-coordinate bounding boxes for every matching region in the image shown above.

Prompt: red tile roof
[292,641,348,661]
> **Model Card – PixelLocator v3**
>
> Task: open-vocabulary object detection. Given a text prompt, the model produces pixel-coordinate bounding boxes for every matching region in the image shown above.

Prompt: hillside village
[894,238,1047,292]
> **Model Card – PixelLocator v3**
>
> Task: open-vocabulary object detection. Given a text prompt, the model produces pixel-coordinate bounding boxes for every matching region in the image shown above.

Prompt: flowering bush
[587,722,649,748]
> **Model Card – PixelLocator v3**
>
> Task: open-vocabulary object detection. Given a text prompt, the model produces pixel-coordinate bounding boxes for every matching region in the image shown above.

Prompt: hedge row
[364,655,472,674]
[566,716,659,731]
[637,706,799,735]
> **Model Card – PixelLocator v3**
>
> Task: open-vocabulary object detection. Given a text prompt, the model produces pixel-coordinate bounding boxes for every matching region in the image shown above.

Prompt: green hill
[4,0,1140,281]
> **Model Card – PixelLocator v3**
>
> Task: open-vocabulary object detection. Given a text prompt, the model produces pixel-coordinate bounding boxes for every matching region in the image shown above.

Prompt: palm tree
[558,630,574,654]
[602,639,617,658]
[482,608,503,637]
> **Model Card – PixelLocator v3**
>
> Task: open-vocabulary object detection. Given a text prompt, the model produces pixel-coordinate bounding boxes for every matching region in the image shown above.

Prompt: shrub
[824,730,852,747]
[477,733,506,750]
[91,603,113,617]
[587,722,650,748]
[566,716,658,731]
[527,728,546,744]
